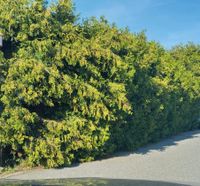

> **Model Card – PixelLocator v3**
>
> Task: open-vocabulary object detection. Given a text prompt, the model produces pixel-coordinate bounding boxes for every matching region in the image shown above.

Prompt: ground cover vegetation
[0,0,199,168]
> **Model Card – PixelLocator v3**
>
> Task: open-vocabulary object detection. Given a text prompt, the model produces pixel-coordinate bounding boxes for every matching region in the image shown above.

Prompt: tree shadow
[97,130,200,160]
[129,130,200,155]
[55,130,200,169]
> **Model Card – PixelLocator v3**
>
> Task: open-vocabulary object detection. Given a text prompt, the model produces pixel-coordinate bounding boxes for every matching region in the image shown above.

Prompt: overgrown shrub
[0,0,199,168]
[0,0,132,167]
[121,41,200,150]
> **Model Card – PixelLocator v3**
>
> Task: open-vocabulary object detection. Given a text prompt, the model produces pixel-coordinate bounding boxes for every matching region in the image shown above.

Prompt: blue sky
[73,0,200,48]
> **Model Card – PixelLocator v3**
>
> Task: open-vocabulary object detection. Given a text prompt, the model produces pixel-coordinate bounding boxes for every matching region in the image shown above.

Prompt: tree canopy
[0,0,199,168]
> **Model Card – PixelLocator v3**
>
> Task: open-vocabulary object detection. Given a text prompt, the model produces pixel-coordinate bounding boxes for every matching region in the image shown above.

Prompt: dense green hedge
[112,40,200,151]
[0,0,199,168]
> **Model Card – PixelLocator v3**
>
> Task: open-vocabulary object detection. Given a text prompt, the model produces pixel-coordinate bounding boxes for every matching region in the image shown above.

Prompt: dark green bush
[121,42,200,150]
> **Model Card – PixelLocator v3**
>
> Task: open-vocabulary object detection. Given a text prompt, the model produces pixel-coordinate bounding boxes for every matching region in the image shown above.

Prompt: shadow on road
[55,130,200,169]
[135,130,200,155]
[97,130,200,161]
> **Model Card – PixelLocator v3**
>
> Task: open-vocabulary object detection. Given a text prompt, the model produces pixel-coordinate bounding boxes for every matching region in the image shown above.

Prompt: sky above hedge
[74,0,200,48]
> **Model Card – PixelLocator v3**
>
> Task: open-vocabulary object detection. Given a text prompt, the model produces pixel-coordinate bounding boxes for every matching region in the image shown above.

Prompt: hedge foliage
[0,0,199,168]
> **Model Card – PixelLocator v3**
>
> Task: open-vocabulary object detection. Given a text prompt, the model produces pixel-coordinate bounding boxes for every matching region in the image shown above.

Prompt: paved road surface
[3,130,200,185]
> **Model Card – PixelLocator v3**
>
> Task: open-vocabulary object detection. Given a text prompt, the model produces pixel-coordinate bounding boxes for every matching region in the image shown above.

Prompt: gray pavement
[3,130,200,185]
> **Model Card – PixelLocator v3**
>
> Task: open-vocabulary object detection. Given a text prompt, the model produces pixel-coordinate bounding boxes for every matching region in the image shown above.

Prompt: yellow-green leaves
[2,58,65,107]
[0,0,199,169]
[0,0,134,168]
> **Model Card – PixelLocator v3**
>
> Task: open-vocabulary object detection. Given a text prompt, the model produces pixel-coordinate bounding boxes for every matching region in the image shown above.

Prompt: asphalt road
[3,130,200,185]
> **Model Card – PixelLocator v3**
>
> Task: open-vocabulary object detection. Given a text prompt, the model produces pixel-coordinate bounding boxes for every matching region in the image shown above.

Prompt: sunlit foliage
[0,0,199,168]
